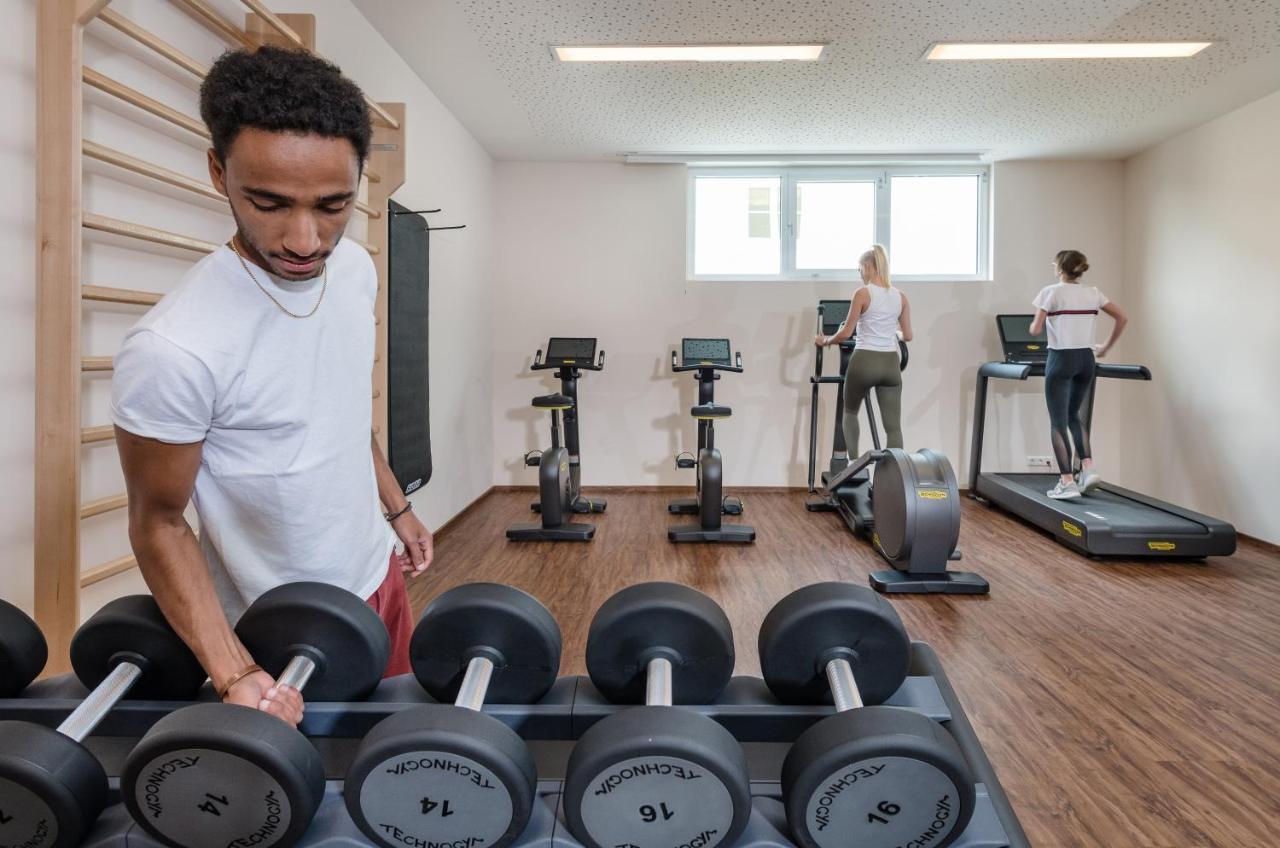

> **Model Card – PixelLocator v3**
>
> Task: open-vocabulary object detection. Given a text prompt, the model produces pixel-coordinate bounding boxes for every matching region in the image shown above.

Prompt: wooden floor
[406,488,1280,848]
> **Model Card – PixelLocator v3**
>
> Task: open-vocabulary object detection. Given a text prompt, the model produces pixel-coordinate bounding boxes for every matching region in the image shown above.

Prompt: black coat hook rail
[391,207,466,231]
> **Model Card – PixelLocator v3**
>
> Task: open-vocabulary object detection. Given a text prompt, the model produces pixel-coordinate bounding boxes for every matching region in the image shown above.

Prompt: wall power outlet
[1027,456,1054,469]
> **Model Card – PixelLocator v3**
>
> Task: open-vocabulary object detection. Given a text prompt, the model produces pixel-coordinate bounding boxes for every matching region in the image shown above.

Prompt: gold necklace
[229,240,327,319]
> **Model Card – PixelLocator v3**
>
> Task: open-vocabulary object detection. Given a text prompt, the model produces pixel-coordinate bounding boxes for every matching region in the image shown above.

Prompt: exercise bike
[668,338,756,543]
[806,300,988,593]
[506,338,605,542]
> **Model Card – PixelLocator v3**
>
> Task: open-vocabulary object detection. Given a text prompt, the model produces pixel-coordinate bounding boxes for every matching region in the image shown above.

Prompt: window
[688,167,989,281]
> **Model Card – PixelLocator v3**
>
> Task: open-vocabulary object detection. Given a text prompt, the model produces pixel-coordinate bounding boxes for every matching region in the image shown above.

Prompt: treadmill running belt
[1003,475,1206,535]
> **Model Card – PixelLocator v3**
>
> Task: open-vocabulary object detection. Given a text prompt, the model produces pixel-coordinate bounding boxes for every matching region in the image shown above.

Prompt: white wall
[1122,90,1280,544]
[1,0,494,616]
[490,160,1126,490]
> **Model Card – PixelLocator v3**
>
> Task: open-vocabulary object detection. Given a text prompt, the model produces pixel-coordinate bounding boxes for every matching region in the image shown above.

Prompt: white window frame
[687,165,991,283]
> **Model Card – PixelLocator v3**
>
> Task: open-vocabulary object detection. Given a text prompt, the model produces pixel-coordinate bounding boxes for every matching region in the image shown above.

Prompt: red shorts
[365,551,414,678]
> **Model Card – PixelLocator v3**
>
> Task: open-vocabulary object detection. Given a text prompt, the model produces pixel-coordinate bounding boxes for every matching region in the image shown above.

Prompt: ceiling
[351,0,1280,162]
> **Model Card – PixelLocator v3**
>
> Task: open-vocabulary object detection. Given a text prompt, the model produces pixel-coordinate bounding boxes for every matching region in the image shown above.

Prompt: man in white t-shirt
[111,47,432,726]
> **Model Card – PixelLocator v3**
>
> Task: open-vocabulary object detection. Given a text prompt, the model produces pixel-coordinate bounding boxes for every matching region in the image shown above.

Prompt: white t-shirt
[111,238,395,622]
[1032,282,1110,351]
[854,285,903,353]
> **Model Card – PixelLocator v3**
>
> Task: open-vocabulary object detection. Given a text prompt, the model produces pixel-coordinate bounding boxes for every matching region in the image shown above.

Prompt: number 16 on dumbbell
[760,583,976,848]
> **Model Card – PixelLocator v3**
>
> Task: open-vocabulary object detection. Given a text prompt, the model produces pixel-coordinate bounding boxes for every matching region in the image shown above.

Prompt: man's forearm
[371,432,408,513]
[129,518,252,692]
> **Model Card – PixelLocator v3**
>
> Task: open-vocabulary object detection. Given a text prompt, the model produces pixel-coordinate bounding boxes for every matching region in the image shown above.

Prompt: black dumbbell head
[122,702,325,848]
[564,707,752,848]
[586,582,734,704]
[759,582,910,706]
[345,706,537,848]
[236,581,390,702]
[0,721,107,848]
[782,706,975,848]
[70,595,206,700]
[410,583,561,704]
[0,599,47,697]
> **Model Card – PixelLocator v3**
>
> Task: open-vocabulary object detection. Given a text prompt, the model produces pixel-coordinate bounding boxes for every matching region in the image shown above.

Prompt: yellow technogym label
[918,489,948,500]
[1027,344,1042,350]
[1147,541,1177,551]
[563,358,576,363]
[1062,520,1083,537]
[872,532,881,549]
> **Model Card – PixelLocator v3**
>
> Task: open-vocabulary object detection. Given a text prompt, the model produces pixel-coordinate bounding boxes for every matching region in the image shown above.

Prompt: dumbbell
[0,598,47,697]
[0,596,206,848]
[345,583,561,848]
[759,582,975,848]
[121,581,390,848]
[564,582,752,848]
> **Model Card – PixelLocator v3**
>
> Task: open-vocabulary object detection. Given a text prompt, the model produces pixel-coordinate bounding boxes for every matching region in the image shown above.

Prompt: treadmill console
[682,338,732,367]
[996,314,1048,364]
[544,337,597,366]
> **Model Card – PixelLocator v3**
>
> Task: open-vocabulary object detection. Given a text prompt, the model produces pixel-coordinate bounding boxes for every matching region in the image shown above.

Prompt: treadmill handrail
[979,361,1032,381]
[1097,364,1152,381]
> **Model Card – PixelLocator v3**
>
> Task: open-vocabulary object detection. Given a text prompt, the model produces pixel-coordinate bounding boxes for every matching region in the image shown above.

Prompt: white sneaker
[1078,469,1103,495]
[1047,480,1082,500]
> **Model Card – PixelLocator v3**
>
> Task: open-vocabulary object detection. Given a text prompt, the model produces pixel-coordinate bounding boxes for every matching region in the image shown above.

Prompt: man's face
[209,128,361,281]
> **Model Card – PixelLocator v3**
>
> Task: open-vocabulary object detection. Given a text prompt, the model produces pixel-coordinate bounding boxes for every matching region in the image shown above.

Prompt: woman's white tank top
[854,285,902,352]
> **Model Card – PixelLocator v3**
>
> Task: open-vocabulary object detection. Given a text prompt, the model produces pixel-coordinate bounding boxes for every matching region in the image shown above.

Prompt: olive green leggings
[842,349,903,457]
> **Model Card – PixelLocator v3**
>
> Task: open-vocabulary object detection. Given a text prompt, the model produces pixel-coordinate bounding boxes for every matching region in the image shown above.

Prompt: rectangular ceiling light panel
[926,42,1211,60]
[553,44,825,62]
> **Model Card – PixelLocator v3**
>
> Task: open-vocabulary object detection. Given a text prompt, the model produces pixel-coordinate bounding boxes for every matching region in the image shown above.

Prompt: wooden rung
[173,0,255,48]
[81,553,137,587]
[82,284,163,306]
[81,494,128,519]
[355,199,380,218]
[83,212,219,255]
[82,425,115,444]
[82,357,113,372]
[82,67,210,140]
[98,9,209,78]
[236,0,303,44]
[364,168,381,184]
[231,2,401,131]
[351,237,380,255]
[84,140,223,204]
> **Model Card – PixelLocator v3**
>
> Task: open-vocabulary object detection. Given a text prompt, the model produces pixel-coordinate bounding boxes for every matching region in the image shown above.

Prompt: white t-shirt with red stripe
[1032,282,1109,351]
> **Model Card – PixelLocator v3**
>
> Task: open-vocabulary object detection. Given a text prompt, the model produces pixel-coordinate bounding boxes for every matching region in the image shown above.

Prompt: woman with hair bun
[814,244,912,458]
[1030,250,1128,499]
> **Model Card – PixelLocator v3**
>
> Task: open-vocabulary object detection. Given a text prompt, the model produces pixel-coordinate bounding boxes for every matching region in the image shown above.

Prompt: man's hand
[224,669,305,726]
[392,511,433,576]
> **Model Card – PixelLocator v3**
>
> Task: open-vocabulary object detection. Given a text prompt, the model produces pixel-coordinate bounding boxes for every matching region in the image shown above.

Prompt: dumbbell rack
[1,642,1029,848]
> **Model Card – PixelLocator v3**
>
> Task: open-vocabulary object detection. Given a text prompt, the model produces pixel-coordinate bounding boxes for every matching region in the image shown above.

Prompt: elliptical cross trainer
[806,300,988,593]
[506,338,605,542]
[668,338,756,543]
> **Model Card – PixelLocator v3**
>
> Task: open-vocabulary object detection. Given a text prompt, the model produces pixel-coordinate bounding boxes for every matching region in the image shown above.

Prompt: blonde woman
[815,245,913,457]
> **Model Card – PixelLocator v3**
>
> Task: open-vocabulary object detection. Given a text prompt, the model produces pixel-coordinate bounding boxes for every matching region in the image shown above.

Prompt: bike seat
[692,403,731,419]
[532,393,573,410]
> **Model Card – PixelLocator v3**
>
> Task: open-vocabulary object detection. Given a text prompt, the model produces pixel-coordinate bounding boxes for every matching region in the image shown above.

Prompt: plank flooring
[406,488,1280,848]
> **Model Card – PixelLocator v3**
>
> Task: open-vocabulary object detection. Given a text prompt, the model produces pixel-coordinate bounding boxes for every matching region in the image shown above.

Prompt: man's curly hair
[200,46,371,168]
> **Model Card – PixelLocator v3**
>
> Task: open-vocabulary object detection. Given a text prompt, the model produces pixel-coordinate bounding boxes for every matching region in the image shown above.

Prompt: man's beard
[229,205,337,281]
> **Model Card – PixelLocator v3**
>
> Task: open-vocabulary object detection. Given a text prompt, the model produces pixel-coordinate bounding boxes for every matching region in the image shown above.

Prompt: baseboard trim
[1239,533,1280,554]
[492,484,805,494]
[434,486,496,541]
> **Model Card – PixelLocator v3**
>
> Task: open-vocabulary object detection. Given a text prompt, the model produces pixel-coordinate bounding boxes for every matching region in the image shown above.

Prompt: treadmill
[969,314,1236,558]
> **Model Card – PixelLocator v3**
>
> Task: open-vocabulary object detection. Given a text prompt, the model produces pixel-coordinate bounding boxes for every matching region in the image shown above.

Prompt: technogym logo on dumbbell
[139,754,201,817]
[592,761,705,795]
[382,756,497,789]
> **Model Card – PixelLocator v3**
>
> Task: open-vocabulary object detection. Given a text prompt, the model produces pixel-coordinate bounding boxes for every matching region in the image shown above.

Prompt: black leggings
[1045,348,1095,475]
